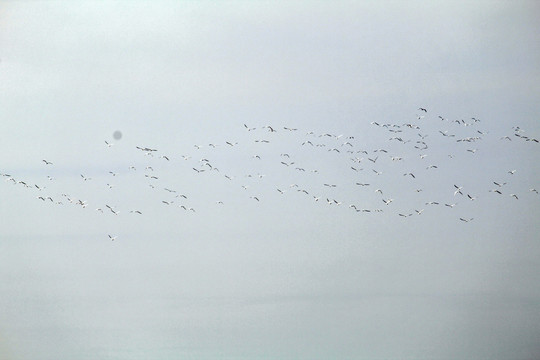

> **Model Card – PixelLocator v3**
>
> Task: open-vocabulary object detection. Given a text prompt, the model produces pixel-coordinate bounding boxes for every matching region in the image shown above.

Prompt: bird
[42,159,53,165]
[108,234,117,241]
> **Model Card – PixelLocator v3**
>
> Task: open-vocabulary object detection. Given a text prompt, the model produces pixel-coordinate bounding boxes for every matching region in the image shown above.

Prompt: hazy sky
[1,1,540,359]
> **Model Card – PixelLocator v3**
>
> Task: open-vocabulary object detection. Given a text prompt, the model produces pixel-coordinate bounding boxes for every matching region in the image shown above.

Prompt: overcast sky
[1,1,540,360]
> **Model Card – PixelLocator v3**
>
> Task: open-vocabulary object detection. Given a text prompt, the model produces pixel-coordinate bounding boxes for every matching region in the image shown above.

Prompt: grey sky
[1,1,540,359]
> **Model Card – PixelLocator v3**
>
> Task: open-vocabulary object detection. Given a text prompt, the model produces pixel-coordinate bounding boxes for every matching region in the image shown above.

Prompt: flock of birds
[2,108,539,240]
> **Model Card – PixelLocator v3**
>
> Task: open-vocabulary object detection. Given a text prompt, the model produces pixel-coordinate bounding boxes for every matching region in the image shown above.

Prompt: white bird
[108,234,117,241]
